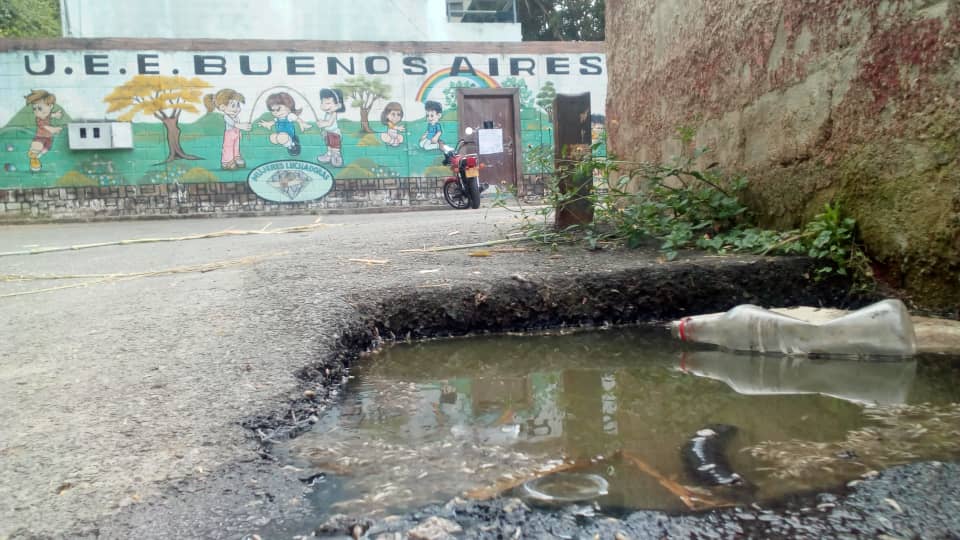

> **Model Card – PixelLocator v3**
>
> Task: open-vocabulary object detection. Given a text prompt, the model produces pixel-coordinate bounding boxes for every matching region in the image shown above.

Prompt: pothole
[243,256,960,538]
[277,327,960,528]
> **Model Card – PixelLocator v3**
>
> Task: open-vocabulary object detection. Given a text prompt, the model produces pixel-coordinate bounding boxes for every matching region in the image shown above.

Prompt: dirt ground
[0,207,931,539]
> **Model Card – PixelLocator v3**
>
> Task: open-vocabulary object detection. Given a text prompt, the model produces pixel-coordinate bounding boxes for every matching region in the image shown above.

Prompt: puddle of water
[279,326,960,521]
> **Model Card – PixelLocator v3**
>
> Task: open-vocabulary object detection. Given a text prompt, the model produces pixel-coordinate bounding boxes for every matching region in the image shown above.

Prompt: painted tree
[500,77,535,109]
[104,75,211,163]
[334,77,390,133]
[443,81,479,111]
[536,81,557,122]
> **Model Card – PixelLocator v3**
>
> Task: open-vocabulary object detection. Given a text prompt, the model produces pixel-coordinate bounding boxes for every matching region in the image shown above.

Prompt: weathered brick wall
[606,0,960,310]
[0,178,447,220]
[0,175,545,220]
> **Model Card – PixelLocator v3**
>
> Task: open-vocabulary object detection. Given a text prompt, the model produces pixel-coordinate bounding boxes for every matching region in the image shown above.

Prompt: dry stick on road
[0,252,285,298]
[618,450,732,510]
[464,456,605,501]
[399,237,532,253]
[346,258,390,265]
[0,276,117,298]
[464,449,726,509]
[0,221,337,258]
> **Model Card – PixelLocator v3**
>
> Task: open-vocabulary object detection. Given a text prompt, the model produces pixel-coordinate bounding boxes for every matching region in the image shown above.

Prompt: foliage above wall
[518,0,605,41]
[0,0,60,37]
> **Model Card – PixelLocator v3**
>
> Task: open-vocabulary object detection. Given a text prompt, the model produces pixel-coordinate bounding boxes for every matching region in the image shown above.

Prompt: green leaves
[518,0,605,41]
[499,130,873,291]
[0,0,60,37]
[611,149,750,252]
[800,203,869,283]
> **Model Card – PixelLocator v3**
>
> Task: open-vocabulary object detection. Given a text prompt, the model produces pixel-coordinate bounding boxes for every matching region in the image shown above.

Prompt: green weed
[495,131,873,289]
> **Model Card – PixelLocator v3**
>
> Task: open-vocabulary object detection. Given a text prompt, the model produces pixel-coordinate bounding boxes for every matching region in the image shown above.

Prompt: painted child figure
[419,100,443,151]
[379,102,406,147]
[24,90,63,172]
[316,88,346,167]
[204,89,251,169]
[257,92,310,156]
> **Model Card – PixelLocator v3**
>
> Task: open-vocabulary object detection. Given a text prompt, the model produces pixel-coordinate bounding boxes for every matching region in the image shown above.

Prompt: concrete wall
[606,0,960,311]
[59,0,521,42]
[0,39,604,219]
[0,176,550,219]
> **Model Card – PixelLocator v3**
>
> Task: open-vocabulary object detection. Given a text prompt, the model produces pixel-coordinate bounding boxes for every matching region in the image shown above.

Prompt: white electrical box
[68,122,134,150]
[110,122,134,148]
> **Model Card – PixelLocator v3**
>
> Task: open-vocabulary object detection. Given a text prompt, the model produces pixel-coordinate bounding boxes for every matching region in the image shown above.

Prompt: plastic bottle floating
[670,299,917,357]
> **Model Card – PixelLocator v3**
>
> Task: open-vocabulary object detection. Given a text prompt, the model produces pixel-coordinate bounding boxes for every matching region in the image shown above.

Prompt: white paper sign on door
[478,128,503,155]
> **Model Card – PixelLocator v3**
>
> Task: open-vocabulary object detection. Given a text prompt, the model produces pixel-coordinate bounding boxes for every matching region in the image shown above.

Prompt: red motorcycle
[441,127,488,209]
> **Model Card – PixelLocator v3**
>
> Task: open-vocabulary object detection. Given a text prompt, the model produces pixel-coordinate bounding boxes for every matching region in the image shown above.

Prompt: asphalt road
[0,208,552,538]
[3,209,958,540]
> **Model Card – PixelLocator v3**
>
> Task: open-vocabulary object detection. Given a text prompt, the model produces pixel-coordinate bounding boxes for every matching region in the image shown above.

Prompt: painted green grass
[0,107,557,189]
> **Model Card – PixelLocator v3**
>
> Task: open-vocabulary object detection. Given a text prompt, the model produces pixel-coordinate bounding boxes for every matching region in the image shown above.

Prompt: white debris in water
[746,403,960,483]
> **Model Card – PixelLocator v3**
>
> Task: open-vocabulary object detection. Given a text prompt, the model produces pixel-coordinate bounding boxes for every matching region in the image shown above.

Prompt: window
[447,0,517,23]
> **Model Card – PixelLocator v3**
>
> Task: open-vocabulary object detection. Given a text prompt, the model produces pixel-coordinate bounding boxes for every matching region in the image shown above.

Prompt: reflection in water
[680,351,918,405]
[747,402,960,486]
[281,327,960,520]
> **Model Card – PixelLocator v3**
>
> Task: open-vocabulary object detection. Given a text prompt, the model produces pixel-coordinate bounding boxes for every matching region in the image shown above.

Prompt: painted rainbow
[415,68,501,102]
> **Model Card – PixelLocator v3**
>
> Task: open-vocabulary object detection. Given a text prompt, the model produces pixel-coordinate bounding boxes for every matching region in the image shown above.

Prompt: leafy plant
[802,202,873,284]
[0,0,60,37]
[495,130,874,289]
[518,0,605,41]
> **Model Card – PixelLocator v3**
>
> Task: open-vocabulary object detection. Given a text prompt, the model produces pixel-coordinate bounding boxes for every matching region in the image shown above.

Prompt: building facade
[59,0,522,42]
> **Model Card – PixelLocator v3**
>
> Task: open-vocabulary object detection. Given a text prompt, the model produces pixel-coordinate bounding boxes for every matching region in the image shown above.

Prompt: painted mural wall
[0,41,605,204]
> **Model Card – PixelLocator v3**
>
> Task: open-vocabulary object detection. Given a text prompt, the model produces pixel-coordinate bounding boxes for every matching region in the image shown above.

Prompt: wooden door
[457,88,522,189]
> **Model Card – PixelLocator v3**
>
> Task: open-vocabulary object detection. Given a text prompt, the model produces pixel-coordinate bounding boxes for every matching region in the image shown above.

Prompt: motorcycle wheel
[443,179,471,209]
[466,177,481,209]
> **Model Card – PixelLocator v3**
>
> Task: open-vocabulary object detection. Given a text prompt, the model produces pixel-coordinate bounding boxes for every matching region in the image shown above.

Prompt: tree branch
[760,231,814,256]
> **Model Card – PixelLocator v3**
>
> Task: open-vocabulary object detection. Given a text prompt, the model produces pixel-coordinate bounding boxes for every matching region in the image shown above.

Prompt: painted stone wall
[0,39,604,217]
[607,0,959,310]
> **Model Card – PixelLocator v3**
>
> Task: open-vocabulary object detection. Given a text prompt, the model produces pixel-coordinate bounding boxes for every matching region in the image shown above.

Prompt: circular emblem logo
[247,160,334,203]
